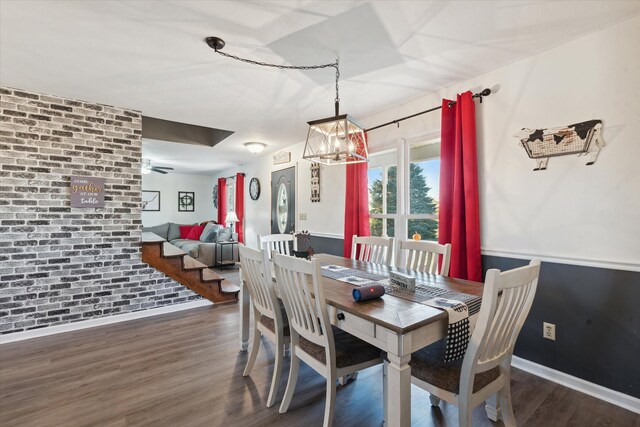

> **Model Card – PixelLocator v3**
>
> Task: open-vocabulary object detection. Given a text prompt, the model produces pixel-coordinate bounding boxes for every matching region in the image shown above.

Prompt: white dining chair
[351,235,394,266]
[259,233,296,259]
[239,245,290,408]
[407,259,541,427]
[273,253,383,427]
[396,240,452,276]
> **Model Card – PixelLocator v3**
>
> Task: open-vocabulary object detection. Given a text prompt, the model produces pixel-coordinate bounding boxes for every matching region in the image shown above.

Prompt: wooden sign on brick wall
[70,175,105,208]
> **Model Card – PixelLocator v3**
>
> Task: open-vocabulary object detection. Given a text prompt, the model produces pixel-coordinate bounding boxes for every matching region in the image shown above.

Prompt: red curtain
[235,173,244,243]
[343,135,370,258]
[439,91,482,282]
[217,177,227,225]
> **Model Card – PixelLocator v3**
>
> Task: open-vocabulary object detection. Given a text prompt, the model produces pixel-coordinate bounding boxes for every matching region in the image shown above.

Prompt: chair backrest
[239,245,281,324]
[396,240,452,276]
[461,260,541,381]
[272,253,334,353]
[259,234,296,259]
[351,235,394,265]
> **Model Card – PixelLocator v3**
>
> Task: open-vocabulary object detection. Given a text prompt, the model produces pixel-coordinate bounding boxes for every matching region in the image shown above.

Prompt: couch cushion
[142,223,170,240]
[170,239,200,258]
[409,338,501,394]
[186,225,205,240]
[179,225,195,239]
[200,222,221,243]
[168,223,186,241]
[215,227,233,242]
[298,325,381,369]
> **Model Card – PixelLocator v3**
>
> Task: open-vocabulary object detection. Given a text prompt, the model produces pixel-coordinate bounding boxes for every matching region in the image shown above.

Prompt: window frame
[368,131,440,242]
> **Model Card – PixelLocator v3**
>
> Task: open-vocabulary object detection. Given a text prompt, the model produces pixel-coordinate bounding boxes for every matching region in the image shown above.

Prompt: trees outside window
[368,137,440,242]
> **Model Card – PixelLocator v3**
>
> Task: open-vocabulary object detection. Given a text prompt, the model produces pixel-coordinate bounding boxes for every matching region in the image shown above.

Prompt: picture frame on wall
[142,190,160,211]
[178,191,195,212]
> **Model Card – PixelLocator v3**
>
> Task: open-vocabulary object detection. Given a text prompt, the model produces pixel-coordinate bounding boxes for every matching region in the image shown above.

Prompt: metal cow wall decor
[514,119,604,171]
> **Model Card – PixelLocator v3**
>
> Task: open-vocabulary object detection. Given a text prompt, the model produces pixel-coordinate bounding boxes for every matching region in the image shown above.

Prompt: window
[407,139,439,240]
[368,149,396,237]
[368,137,440,242]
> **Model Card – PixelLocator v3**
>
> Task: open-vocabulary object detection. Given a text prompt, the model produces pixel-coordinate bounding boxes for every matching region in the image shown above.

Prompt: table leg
[239,272,250,352]
[385,353,411,427]
[485,393,501,422]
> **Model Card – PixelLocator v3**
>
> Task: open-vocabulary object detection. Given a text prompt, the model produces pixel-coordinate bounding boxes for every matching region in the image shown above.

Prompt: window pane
[386,166,397,214]
[368,168,383,214]
[409,141,439,215]
[408,218,438,241]
[368,150,397,215]
[370,218,394,238]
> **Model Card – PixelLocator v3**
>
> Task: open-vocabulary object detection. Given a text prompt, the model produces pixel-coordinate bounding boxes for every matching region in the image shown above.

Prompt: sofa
[142,221,237,267]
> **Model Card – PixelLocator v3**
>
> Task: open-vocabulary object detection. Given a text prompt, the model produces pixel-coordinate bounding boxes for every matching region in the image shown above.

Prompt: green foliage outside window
[369,163,438,239]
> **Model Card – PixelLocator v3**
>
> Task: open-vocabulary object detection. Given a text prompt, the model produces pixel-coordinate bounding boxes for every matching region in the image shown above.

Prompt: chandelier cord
[212,49,341,108]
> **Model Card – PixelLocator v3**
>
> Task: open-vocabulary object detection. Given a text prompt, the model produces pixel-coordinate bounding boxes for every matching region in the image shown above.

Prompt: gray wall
[483,255,640,399]
[0,87,198,335]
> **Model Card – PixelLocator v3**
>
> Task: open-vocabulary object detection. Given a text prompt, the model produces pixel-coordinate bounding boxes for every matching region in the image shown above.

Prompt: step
[220,280,241,295]
[182,255,208,271]
[202,268,224,283]
[142,232,166,244]
[162,242,186,258]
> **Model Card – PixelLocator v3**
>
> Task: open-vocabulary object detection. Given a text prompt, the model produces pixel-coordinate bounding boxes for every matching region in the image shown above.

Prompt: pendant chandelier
[206,37,367,166]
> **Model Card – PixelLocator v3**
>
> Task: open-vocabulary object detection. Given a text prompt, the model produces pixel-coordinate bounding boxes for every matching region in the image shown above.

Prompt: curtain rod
[220,172,246,180]
[364,88,492,133]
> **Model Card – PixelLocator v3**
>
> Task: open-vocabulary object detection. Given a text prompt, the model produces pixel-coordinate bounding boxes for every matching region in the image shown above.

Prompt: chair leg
[279,351,300,414]
[337,371,358,386]
[458,394,472,427]
[323,370,337,427]
[382,361,388,426]
[498,379,516,427]
[266,336,284,408]
[429,394,441,406]
[243,322,261,377]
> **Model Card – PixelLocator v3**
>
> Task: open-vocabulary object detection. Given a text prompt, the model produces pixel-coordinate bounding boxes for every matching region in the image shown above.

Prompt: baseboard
[512,356,640,414]
[0,299,213,345]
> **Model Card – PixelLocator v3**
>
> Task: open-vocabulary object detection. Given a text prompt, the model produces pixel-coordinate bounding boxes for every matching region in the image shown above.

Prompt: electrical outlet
[543,322,556,340]
[299,213,307,220]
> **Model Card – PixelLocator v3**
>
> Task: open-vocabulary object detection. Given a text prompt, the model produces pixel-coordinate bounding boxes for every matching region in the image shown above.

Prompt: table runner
[320,264,481,315]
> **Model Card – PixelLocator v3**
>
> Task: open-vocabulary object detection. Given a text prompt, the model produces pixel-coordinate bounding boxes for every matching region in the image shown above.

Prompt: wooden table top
[312,253,484,334]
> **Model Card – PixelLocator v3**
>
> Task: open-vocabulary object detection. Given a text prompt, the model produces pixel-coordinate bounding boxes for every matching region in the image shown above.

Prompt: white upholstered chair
[239,245,290,408]
[407,259,541,427]
[396,240,452,276]
[259,233,296,259]
[273,253,383,427]
[351,235,394,266]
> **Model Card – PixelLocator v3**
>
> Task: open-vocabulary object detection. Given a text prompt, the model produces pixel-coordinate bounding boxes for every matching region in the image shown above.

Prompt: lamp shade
[303,114,368,165]
[225,211,239,223]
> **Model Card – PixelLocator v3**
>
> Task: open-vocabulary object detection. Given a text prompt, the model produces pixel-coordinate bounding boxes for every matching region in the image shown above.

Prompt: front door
[271,166,295,234]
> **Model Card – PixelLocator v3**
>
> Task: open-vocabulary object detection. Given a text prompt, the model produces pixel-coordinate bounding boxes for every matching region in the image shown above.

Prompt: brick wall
[0,87,199,335]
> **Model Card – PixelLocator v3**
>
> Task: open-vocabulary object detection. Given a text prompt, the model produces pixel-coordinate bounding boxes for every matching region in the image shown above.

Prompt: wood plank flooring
[1,270,638,426]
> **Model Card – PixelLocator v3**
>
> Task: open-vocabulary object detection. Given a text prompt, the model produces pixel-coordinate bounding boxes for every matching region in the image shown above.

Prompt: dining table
[238,253,497,427]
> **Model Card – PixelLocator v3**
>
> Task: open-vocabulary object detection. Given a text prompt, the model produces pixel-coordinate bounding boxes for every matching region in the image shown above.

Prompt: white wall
[217,16,640,268]
[362,15,640,269]
[213,141,346,249]
[142,171,216,226]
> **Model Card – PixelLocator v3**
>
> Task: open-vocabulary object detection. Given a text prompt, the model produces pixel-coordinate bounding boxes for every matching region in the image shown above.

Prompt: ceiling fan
[141,159,174,175]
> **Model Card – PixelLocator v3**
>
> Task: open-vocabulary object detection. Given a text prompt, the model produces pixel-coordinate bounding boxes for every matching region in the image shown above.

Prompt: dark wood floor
[1,273,638,426]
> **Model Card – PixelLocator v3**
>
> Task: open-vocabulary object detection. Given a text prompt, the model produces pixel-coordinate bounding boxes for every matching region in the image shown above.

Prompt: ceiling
[2,1,639,174]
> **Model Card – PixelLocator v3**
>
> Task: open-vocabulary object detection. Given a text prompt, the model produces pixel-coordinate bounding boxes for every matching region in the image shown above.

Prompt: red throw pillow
[179,225,194,239]
[186,225,205,240]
